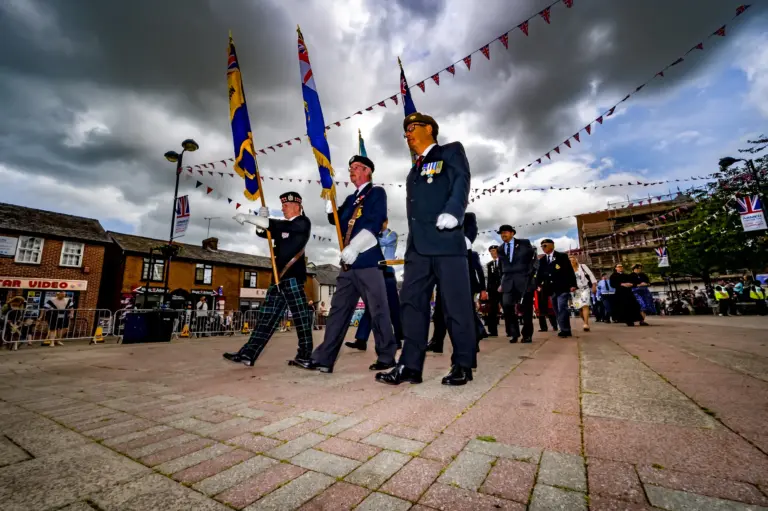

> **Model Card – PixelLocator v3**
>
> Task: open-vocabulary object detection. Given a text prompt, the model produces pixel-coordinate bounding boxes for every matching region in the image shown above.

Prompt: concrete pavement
[1,316,767,510]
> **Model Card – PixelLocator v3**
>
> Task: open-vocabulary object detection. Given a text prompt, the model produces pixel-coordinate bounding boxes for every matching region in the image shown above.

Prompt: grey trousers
[312,267,398,366]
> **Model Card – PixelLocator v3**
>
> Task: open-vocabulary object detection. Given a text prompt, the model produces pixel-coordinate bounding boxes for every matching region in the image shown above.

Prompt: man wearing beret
[483,244,502,337]
[376,112,474,386]
[495,225,537,343]
[227,192,314,367]
[302,155,398,373]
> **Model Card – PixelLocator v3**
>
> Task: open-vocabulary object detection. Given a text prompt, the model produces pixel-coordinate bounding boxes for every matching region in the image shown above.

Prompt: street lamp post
[162,139,199,306]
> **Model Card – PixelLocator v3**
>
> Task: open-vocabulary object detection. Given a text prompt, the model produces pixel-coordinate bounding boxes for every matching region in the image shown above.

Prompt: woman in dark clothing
[610,263,643,326]
[631,264,653,324]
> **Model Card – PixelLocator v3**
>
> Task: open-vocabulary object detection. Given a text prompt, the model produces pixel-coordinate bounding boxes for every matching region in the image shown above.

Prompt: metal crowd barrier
[1,308,113,350]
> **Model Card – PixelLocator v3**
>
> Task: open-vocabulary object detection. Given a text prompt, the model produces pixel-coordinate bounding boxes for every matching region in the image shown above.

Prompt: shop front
[239,287,268,313]
[0,277,88,318]
[131,285,167,309]
[191,289,221,312]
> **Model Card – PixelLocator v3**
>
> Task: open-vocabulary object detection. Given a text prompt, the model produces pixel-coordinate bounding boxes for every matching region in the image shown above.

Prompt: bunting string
[470,4,751,196]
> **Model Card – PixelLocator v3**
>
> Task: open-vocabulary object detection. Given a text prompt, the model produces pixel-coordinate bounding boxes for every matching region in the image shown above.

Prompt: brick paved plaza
[1,315,768,510]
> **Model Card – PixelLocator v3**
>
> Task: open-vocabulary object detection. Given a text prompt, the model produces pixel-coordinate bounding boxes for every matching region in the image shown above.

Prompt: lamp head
[718,156,740,169]
[164,151,180,163]
[182,139,199,152]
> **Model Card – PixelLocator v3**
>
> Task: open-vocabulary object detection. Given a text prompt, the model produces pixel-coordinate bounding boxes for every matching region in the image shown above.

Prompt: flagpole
[329,194,345,252]
[253,163,280,285]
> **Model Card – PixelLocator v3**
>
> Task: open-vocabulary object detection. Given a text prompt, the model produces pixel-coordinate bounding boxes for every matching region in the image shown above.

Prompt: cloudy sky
[1,0,766,268]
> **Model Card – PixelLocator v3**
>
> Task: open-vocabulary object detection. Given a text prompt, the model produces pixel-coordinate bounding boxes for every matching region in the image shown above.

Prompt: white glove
[465,236,472,250]
[436,213,459,230]
[325,200,333,214]
[252,215,269,229]
[258,206,269,217]
[340,230,377,265]
[233,213,254,225]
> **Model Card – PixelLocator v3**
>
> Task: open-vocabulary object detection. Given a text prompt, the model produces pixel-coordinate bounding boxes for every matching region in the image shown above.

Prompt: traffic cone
[91,327,104,344]
[180,324,190,338]
[241,322,251,334]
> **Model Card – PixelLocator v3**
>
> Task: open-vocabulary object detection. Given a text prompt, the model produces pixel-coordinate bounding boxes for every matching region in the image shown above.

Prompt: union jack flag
[176,195,190,218]
[654,247,667,258]
[736,195,762,215]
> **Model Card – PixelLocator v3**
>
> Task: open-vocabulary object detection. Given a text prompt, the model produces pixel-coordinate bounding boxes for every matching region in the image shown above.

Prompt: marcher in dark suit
[226,192,313,367]
[495,225,537,343]
[483,245,502,336]
[536,239,577,338]
[426,212,486,355]
[377,112,474,386]
[304,155,398,373]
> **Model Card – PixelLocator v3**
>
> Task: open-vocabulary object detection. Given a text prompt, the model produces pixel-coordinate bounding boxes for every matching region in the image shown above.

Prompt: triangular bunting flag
[208,171,213,176]
[446,64,455,75]
[259,149,266,155]
[195,181,202,188]
[536,158,541,164]
[499,33,509,49]
[463,55,472,70]
[198,171,203,176]
[736,5,749,16]
[670,57,684,66]
[545,152,551,160]
[656,71,664,78]
[378,101,386,108]
[554,146,560,154]
[417,81,425,92]
[334,121,341,126]
[227,198,232,204]
[539,7,551,23]
[431,73,440,85]
[285,140,292,146]
[564,139,571,148]
[220,160,227,166]
[390,94,398,105]
[574,133,580,142]
[481,45,490,60]
[563,0,574,7]
[713,25,726,37]
[295,137,301,142]
[269,146,275,151]
[606,106,616,116]
[236,203,241,209]
[519,20,529,36]
[365,106,373,111]
[596,116,603,124]
[621,94,630,102]
[206,187,213,194]
[585,124,592,135]
[276,143,283,148]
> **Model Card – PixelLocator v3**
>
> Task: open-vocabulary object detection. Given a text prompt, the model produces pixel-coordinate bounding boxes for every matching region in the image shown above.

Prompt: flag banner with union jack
[174,195,190,235]
[654,246,670,268]
[736,194,767,232]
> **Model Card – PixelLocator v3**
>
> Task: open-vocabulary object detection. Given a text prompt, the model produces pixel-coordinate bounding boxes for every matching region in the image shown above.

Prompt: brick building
[0,203,110,315]
[575,195,694,278]
[101,233,317,313]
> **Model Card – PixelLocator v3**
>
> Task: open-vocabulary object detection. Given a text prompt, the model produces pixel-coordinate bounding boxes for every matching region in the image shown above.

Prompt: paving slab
[438,450,495,491]
[420,482,525,510]
[465,438,541,463]
[587,458,646,503]
[315,436,381,462]
[291,448,362,477]
[266,432,325,460]
[299,481,370,511]
[243,471,335,511]
[273,419,325,441]
[215,463,306,509]
[299,410,344,423]
[355,492,412,511]
[3,415,90,456]
[362,432,426,454]
[58,502,97,511]
[172,449,253,483]
[193,455,277,496]
[0,442,149,511]
[89,472,228,510]
[537,450,586,492]
[479,458,537,504]
[420,433,469,463]
[0,436,31,467]
[315,415,365,436]
[345,450,412,489]
[227,433,283,453]
[529,484,587,511]
[259,416,306,436]
[154,443,234,475]
[645,484,768,511]
[380,456,444,502]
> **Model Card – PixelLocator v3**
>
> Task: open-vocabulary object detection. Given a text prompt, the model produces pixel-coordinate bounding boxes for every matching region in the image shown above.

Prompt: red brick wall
[0,230,105,309]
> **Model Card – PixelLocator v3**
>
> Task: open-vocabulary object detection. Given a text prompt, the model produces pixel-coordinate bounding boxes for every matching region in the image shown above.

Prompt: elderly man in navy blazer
[376,112,474,386]
[304,155,399,373]
[495,225,538,343]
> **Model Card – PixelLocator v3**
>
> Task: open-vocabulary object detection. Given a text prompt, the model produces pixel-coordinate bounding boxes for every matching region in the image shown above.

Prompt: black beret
[403,112,439,138]
[541,238,554,244]
[348,155,374,172]
[497,224,516,234]
[279,191,302,204]
[488,245,499,251]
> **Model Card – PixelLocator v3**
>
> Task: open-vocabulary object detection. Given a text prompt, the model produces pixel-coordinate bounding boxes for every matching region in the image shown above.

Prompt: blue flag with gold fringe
[297,26,335,200]
[227,33,260,201]
[358,129,367,157]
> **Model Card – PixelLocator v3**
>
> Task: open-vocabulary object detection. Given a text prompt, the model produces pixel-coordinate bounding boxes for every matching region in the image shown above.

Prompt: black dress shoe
[441,365,473,386]
[241,357,255,367]
[287,358,314,369]
[425,341,443,353]
[345,340,367,351]
[375,364,422,385]
[509,337,519,344]
[223,352,242,363]
[369,360,396,371]
[522,337,532,343]
[557,331,572,338]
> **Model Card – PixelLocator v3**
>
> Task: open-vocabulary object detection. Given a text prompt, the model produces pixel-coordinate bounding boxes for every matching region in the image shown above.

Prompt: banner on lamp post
[175,195,191,235]
[654,246,670,268]
[736,195,766,232]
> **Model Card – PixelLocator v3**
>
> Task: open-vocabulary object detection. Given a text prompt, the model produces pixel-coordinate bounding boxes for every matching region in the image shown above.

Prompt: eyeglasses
[402,123,426,138]
[348,163,368,172]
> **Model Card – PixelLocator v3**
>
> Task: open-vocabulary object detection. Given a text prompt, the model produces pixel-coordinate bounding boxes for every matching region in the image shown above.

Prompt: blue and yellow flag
[297,27,335,200]
[358,129,367,157]
[227,33,260,201]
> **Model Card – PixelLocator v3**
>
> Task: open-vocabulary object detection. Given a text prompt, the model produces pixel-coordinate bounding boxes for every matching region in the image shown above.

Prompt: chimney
[202,237,219,251]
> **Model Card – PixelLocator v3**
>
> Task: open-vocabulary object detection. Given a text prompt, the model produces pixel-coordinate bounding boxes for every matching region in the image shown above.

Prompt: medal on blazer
[420,161,443,184]
[555,264,561,269]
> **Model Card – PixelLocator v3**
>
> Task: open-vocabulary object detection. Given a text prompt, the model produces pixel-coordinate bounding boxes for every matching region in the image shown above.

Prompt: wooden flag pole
[254,170,280,285]
[329,192,345,252]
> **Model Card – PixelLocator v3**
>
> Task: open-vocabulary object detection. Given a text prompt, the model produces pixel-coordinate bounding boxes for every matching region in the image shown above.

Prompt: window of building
[195,263,213,284]
[141,258,165,281]
[15,236,44,264]
[59,241,84,267]
[243,271,257,288]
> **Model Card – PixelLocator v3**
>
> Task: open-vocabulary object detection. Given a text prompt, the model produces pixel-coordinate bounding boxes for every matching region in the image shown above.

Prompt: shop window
[243,271,257,288]
[15,236,44,264]
[195,263,213,284]
[59,241,84,267]
[141,258,165,281]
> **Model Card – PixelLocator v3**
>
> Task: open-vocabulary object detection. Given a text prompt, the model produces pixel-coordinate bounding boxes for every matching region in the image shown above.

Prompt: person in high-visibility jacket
[749,283,767,316]
[714,282,730,317]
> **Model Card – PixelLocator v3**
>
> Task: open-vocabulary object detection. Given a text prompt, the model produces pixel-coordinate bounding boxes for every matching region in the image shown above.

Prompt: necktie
[506,242,512,262]
[415,155,424,169]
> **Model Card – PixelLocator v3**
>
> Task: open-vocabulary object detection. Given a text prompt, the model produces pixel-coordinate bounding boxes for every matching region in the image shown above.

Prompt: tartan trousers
[239,278,313,362]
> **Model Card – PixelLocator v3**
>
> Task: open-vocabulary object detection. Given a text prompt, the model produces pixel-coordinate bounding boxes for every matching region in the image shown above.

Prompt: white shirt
[421,144,436,158]
[285,215,299,221]
[354,182,372,196]
[504,238,515,262]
